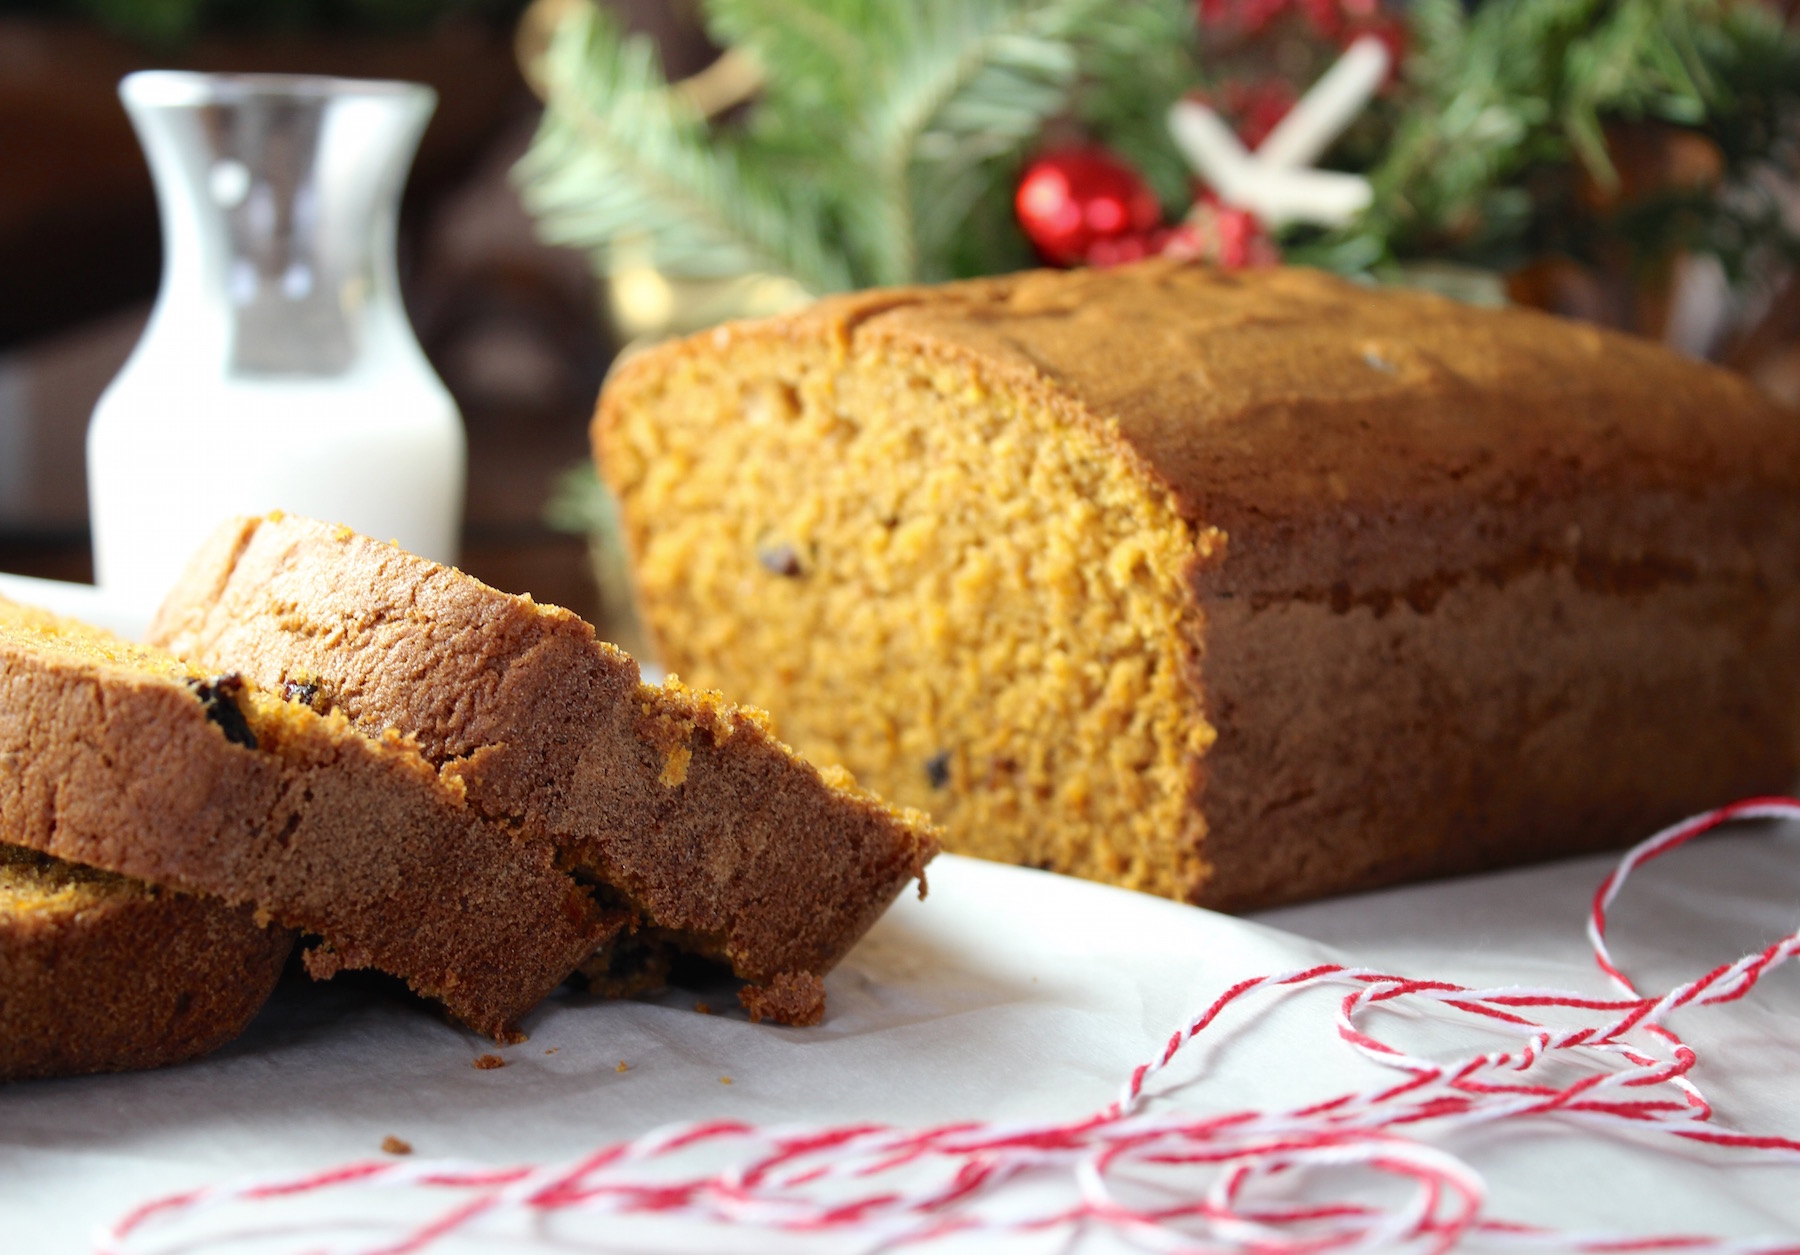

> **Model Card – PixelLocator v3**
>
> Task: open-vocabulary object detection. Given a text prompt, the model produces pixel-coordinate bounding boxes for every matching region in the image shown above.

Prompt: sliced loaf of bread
[151,515,938,1026]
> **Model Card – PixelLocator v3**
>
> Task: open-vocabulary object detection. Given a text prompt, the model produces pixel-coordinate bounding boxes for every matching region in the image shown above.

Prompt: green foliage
[1070,0,1199,213]
[517,3,851,292]
[543,461,618,537]
[518,0,1177,292]
[1302,0,1800,276]
[878,0,1102,283]
[520,0,1800,294]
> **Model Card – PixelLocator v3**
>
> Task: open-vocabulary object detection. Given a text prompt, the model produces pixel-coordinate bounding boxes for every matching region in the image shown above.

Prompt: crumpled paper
[6,822,1800,1253]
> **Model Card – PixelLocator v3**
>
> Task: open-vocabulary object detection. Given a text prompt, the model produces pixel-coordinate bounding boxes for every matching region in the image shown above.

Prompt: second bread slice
[152,515,938,1025]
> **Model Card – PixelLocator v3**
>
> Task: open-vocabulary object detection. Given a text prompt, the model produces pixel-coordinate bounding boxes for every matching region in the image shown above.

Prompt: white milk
[92,71,465,617]
[88,318,463,608]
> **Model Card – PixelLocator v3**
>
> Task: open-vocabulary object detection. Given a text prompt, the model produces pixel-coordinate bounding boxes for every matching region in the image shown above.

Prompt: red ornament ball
[1015,148,1163,267]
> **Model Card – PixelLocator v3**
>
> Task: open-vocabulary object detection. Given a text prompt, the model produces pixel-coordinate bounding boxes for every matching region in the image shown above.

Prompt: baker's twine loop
[101,799,1800,1255]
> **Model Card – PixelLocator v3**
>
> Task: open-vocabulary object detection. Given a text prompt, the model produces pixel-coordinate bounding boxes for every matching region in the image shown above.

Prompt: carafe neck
[120,71,433,381]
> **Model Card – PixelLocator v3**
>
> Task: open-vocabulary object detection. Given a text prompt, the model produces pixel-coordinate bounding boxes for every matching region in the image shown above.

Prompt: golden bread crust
[616,261,1800,594]
[738,262,1795,517]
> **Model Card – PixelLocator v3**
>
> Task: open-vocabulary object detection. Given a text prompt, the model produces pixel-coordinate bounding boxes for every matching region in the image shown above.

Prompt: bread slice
[591,260,1800,910]
[150,515,938,1026]
[0,844,293,1081]
[0,596,611,1040]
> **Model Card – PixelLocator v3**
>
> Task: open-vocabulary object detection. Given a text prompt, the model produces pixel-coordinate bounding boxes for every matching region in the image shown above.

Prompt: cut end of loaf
[601,329,1215,901]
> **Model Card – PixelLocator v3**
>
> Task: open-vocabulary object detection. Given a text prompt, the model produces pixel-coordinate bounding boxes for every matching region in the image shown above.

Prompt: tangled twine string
[104,798,1800,1255]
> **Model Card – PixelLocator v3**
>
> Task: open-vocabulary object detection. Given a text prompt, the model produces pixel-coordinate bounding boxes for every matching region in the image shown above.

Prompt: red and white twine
[102,798,1800,1255]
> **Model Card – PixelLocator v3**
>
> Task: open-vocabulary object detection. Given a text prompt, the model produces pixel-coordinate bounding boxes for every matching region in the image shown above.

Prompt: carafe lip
[121,70,435,110]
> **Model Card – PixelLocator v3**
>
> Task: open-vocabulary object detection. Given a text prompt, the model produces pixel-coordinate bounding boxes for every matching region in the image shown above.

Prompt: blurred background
[0,0,719,625]
[3,0,1797,640]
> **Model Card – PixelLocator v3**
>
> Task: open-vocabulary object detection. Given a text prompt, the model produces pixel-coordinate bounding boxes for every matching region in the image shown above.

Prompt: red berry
[1087,233,1153,267]
[1300,0,1343,38]
[1238,0,1294,35]
[1155,223,1208,262]
[1016,148,1163,267]
[1225,79,1299,151]
[1158,199,1280,270]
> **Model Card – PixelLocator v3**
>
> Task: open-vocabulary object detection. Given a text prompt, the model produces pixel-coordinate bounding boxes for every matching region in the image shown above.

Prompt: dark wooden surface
[0,533,92,584]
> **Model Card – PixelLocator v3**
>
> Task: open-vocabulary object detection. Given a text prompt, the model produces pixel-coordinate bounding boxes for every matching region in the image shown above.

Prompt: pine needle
[515,2,849,292]
[519,0,1800,299]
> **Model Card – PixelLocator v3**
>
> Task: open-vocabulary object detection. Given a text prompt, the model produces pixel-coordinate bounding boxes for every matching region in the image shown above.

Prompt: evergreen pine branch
[1669,2,1800,279]
[1301,0,1800,273]
[853,0,1107,284]
[515,2,849,292]
[520,0,1109,292]
[1070,0,1199,212]
[702,0,873,111]
[908,17,1091,277]
[517,0,1799,309]
[1319,0,1555,266]
[1706,1,1800,178]
[1561,0,1715,182]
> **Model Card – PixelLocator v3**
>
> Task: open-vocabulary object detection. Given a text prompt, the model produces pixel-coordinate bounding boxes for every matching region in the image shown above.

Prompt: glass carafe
[90,72,465,612]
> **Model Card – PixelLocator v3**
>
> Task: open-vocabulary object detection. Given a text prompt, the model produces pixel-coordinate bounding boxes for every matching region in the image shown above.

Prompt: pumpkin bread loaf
[0,596,609,1040]
[150,515,938,1027]
[0,844,293,1081]
[593,260,1800,910]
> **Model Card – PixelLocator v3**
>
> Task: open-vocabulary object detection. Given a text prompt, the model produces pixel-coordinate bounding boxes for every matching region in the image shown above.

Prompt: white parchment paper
[4,823,1799,1253]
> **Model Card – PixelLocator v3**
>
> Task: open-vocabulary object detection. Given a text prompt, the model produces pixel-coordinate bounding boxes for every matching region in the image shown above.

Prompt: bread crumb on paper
[474,1054,505,1070]
[381,1136,412,1156]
